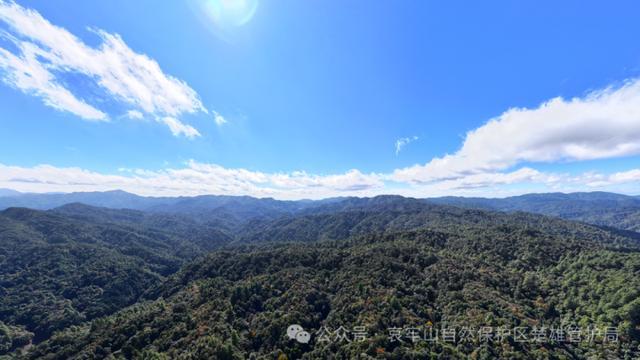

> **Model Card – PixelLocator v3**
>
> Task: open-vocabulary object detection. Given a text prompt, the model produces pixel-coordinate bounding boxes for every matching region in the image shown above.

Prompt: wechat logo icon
[287,324,311,344]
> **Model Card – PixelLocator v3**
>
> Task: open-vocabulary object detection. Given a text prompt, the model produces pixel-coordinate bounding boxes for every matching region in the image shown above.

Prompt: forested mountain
[429,192,640,232]
[0,190,164,211]
[0,206,215,351]
[0,192,321,229]
[52,203,234,251]
[1,194,640,358]
[238,196,640,248]
[3,190,640,234]
[25,203,640,359]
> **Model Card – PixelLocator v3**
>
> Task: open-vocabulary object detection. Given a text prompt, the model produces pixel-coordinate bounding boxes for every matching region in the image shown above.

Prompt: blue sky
[1,0,640,199]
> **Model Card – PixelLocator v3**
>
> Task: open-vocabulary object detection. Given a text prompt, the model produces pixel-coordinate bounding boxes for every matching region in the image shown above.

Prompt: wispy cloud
[395,136,418,155]
[161,117,201,139]
[0,161,385,199]
[579,168,640,188]
[0,1,206,137]
[0,38,107,120]
[2,160,640,200]
[213,110,227,126]
[126,110,144,120]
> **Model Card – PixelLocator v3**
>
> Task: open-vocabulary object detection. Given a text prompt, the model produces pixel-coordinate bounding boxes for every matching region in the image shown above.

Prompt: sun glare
[201,0,259,28]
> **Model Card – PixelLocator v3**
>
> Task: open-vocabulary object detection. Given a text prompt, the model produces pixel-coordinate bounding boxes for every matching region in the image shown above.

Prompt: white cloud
[126,110,143,120]
[162,117,201,139]
[607,169,640,184]
[213,110,227,126]
[393,78,640,183]
[269,169,383,192]
[432,167,546,190]
[0,161,385,200]
[0,41,107,120]
[395,136,418,155]
[0,1,206,137]
[2,160,639,200]
[578,168,640,188]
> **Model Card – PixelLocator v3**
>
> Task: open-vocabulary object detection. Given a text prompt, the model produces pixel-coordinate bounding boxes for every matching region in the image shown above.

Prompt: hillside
[52,203,234,251]
[11,198,640,359]
[238,196,640,248]
[429,192,640,232]
[27,229,640,359]
[0,192,321,231]
[0,206,218,350]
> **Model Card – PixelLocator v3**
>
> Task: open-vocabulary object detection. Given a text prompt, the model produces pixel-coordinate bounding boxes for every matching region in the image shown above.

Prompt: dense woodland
[0,192,639,359]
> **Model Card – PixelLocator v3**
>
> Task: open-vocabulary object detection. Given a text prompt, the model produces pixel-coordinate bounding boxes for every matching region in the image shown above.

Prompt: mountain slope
[0,191,322,231]
[430,192,640,232]
[23,201,640,359]
[238,196,640,249]
[0,190,165,211]
[52,203,234,251]
[0,189,21,198]
[0,207,212,346]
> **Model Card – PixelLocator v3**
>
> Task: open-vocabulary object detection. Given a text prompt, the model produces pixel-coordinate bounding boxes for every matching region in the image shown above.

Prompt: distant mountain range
[1,189,639,233]
[0,188,21,197]
[429,191,640,232]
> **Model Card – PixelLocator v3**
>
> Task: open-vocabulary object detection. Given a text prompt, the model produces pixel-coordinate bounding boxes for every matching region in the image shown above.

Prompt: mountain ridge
[2,190,639,234]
